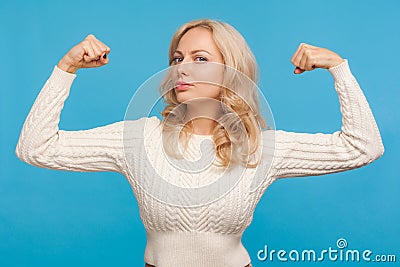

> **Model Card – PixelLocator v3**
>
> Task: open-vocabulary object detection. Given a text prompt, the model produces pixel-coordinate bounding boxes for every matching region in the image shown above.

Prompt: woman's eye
[195,56,207,62]
[172,57,183,63]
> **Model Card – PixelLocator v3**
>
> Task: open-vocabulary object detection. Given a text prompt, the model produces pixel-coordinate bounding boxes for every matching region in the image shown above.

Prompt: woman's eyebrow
[174,49,211,55]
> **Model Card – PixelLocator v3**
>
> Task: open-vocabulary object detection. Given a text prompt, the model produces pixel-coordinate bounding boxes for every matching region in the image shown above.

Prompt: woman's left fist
[291,43,345,74]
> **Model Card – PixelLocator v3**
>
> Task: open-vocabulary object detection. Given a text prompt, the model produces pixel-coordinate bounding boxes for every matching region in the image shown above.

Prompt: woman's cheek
[192,63,224,86]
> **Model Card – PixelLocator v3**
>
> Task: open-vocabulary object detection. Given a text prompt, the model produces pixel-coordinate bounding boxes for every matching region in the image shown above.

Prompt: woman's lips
[175,81,193,91]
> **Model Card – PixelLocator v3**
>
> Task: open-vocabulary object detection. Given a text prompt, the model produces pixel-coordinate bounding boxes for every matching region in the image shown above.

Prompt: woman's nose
[176,61,192,77]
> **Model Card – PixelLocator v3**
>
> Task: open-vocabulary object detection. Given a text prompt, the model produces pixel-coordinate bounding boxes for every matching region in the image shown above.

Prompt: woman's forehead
[176,28,217,52]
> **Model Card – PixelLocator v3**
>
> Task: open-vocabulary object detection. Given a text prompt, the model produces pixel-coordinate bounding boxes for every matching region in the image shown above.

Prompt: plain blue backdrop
[1,0,399,266]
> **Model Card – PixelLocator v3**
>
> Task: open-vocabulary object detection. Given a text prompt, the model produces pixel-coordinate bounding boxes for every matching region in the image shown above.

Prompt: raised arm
[15,35,129,174]
[268,43,384,180]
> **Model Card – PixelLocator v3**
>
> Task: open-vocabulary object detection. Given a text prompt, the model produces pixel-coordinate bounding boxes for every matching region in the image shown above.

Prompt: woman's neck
[185,101,223,135]
[188,118,216,135]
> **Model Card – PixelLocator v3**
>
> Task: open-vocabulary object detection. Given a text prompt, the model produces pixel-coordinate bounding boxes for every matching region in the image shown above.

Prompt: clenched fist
[57,34,110,74]
[291,43,344,74]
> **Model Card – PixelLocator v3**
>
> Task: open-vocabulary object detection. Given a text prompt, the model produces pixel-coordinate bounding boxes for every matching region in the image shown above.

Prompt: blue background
[1,0,399,266]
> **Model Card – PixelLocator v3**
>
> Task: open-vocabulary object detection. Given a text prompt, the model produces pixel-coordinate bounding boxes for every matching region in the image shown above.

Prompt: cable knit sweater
[15,60,384,267]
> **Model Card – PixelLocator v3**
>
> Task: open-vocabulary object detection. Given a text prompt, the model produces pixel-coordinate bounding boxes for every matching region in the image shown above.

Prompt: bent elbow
[371,141,385,161]
[363,139,385,164]
[15,140,41,166]
[15,141,26,162]
[15,143,33,165]
[347,134,385,167]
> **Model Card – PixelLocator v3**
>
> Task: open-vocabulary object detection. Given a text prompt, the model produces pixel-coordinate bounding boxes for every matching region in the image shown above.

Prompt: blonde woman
[15,19,384,267]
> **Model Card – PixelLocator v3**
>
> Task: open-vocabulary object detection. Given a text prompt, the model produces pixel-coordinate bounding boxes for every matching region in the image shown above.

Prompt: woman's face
[171,27,225,104]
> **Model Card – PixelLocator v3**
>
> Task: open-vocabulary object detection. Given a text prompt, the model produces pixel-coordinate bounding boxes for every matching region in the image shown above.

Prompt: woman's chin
[176,97,187,103]
[175,94,193,104]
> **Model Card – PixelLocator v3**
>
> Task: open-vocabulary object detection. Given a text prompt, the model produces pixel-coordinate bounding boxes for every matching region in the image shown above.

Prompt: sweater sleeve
[15,66,129,174]
[268,59,384,181]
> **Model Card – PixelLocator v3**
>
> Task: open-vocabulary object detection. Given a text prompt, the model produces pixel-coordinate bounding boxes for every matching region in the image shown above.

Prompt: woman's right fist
[57,34,110,74]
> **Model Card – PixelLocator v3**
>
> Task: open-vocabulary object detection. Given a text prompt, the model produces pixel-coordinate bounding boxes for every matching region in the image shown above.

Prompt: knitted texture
[15,60,384,267]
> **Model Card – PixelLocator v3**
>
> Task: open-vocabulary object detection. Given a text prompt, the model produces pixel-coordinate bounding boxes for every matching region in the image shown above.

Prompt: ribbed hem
[144,230,251,267]
[49,65,77,89]
[328,59,352,82]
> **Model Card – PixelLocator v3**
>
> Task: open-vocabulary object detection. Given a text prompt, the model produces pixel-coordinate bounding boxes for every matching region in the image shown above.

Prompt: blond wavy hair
[159,19,267,169]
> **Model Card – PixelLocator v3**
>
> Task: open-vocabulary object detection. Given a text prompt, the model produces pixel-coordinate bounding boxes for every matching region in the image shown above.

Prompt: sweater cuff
[328,59,353,82]
[49,65,77,89]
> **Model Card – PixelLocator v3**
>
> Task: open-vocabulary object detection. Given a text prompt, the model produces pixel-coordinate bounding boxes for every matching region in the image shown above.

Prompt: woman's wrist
[57,57,79,74]
[328,55,345,69]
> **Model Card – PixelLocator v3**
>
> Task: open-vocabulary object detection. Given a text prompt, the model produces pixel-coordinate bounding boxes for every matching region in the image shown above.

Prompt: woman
[15,19,384,267]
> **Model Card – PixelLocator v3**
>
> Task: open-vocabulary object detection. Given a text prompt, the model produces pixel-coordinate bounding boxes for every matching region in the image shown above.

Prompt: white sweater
[15,60,384,267]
